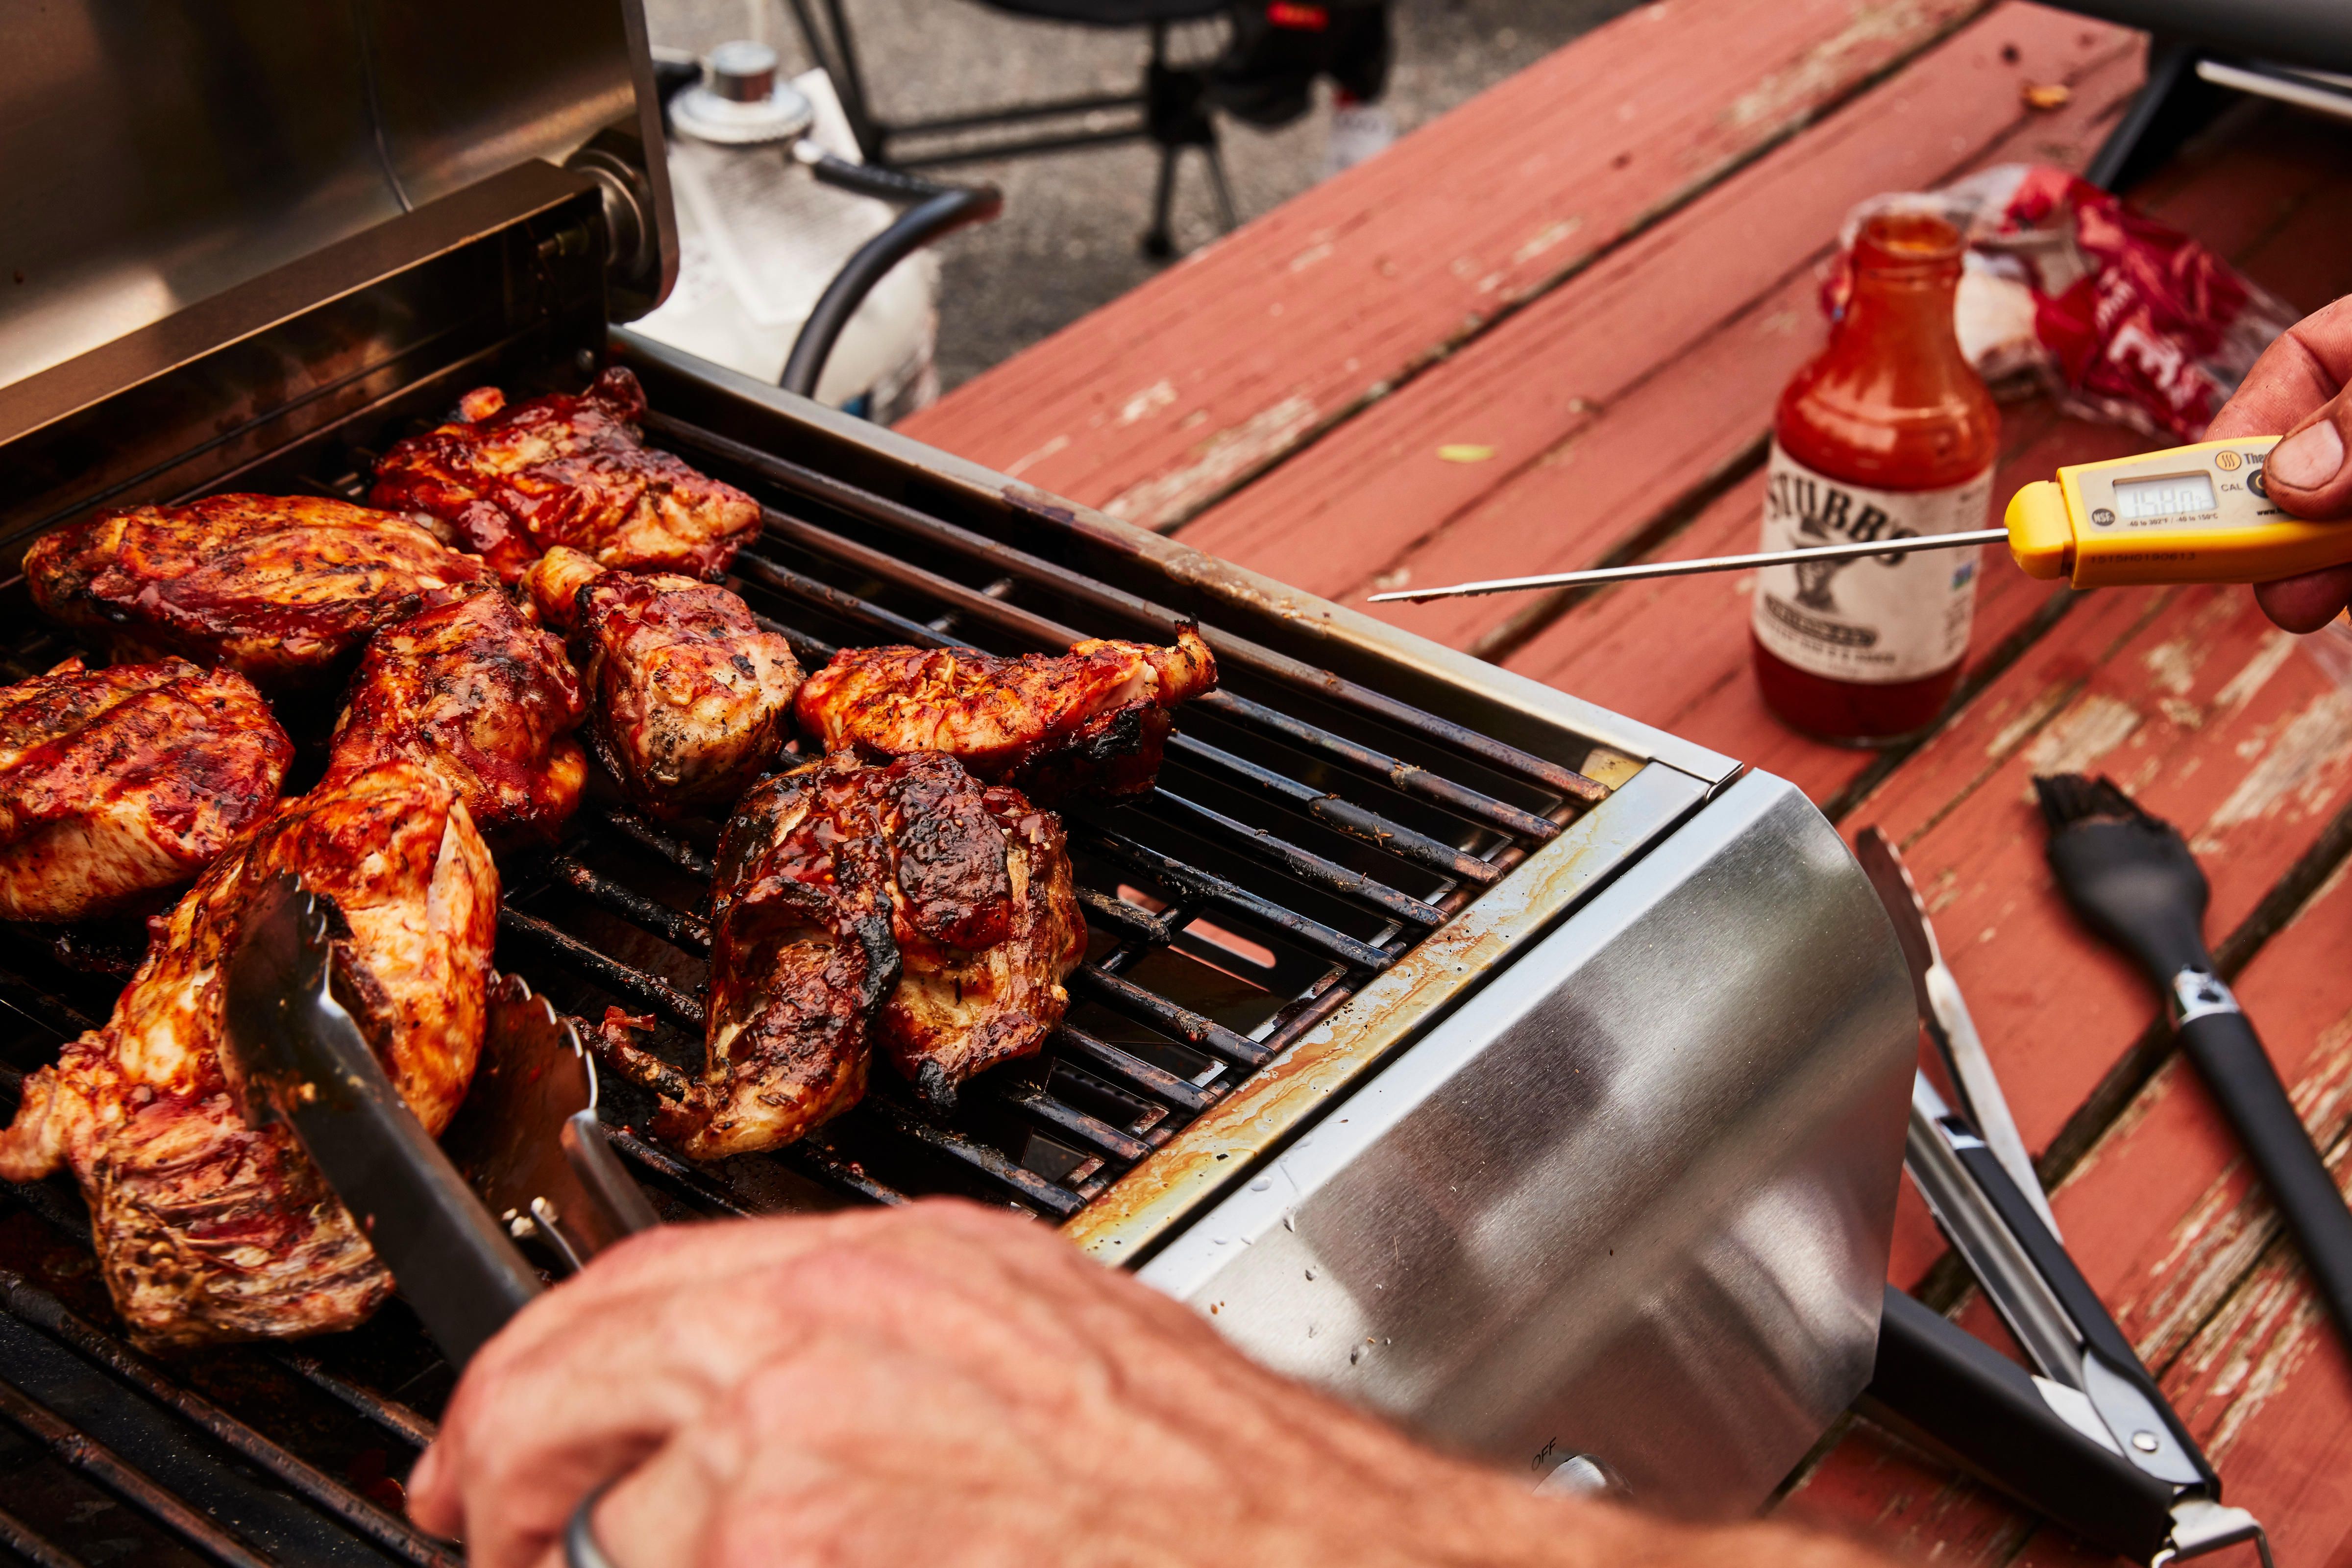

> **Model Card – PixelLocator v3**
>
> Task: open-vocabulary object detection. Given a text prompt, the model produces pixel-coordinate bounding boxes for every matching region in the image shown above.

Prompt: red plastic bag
[1824,165,2296,441]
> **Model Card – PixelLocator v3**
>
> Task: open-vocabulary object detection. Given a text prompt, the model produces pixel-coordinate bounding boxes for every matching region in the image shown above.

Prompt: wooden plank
[1777,1418,2039,1568]
[1781,1419,2128,1567]
[1175,5,2140,646]
[897,0,1993,526]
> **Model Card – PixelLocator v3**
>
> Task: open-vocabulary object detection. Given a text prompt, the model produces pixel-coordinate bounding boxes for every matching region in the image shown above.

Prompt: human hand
[2208,294,2352,631]
[405,1200,1889,1568]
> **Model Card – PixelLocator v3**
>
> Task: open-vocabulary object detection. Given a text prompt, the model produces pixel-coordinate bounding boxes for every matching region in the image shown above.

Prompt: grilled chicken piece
[522,546,802,819]
[792,628,1217,802]
[656,752,900,1161]
[0,659,291,922]
[325,588,587,845]
[0,760,497,1349]
[879,758,1084,1106]
[25,496,493,693]
[656,752,1081,1158]
[369,368,761,584]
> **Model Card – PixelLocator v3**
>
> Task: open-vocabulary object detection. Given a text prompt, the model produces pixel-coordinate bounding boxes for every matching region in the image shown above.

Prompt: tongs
[223,873,657,1367]
[1854,832,2269,1568]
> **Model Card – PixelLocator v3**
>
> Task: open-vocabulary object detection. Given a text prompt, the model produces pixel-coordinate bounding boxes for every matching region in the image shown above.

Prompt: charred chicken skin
[324,588,587,845]
[522,546,802,819]
[880,757,1085,1106]
[657,752,900,1161]
[0,760,498,1349]
[656,751,1081,1159]
[793,627,1217,802]
[0,659,292,923]
[24,495,493,693]
[368,368,762,584]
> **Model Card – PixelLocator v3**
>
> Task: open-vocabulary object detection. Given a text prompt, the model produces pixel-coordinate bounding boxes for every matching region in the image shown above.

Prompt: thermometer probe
[1370,436,2306,604]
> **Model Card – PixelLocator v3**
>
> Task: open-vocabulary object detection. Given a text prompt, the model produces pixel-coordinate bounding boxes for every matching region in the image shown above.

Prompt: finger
[2264,390,2352,519]
[2208,294,2352,442]
[2254,566,2352,633]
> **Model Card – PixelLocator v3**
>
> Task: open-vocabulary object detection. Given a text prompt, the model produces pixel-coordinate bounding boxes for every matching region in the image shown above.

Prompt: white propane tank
[634,42,941,422]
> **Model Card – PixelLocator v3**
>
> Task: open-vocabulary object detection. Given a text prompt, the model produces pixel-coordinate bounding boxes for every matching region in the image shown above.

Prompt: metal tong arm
[1906,1076,2207,1482]
[1886,1076,2272,1565]
[228,880,544,1368]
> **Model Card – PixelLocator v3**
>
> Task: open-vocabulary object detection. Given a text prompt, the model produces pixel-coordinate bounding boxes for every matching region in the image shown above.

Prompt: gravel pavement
[650,0,1645,392]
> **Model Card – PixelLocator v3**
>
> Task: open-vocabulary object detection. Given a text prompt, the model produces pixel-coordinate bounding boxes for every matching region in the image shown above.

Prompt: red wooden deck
[902,3,2352,1561]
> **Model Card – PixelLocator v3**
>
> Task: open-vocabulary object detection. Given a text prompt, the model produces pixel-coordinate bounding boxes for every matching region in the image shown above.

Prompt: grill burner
[0,397,1596,1568]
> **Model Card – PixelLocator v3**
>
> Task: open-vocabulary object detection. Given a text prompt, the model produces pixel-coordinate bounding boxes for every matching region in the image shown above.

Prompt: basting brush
[2034,772,2352,1349]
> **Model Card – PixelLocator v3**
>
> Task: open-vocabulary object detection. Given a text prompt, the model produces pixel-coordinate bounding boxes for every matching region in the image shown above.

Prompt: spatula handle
[2177,1010,2352,1344]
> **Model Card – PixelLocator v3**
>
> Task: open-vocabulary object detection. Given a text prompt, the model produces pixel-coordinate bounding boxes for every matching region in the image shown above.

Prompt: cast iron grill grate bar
[0,1379,274,1568]
[641,413,1608,806]
[0,1271,455,1568]
[0,1505,86,1568]
[729,513,1560,861]
[710,560,1462,945]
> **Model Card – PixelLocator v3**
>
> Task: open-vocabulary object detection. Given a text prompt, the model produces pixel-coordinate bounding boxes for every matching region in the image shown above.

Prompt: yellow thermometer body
[2004,435,2317,587]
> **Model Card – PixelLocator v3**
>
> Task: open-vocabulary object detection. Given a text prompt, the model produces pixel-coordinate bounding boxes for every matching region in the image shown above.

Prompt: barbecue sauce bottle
[1750,210,1999,745]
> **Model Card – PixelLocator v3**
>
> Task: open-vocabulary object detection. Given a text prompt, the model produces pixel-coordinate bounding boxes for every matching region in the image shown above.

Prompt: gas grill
[0,7,1915,1563]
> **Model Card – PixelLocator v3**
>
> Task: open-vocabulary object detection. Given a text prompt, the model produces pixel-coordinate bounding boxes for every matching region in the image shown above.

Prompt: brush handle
[2178,1009,2352,1344]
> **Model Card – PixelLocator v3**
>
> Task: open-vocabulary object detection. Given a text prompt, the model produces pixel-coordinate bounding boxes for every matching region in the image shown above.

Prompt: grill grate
[0,403,1607,1565]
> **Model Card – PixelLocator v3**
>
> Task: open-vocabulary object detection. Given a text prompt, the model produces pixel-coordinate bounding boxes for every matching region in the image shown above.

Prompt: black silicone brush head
[2032,773,2213,987]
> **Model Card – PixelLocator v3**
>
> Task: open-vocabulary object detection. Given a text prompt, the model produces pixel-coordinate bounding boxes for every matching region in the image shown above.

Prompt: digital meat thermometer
[1369,436,2311,603]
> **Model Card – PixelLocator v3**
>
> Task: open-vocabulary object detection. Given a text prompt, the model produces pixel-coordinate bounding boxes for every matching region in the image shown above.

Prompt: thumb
[2263,385,2352,520]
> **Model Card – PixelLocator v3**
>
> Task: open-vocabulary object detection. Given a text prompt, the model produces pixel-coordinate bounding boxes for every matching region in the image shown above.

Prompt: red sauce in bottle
[1750,211,2001,746]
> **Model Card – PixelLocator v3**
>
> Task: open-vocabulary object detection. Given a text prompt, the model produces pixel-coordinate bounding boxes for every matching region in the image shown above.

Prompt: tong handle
[2176,1008,2352,1348]
[1865,1287,2179,1564]
[1944,1139,2210,1486]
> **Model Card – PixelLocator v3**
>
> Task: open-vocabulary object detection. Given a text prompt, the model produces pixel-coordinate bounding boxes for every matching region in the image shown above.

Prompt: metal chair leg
[1142,142,1181,259]
[1201,142,1237,233]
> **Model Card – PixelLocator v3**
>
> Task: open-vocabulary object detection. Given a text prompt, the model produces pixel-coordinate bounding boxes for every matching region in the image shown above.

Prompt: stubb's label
[1750,444,1991,685]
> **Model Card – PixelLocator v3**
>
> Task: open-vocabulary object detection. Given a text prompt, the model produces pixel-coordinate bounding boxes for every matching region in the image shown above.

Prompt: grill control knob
[669,39,815,146]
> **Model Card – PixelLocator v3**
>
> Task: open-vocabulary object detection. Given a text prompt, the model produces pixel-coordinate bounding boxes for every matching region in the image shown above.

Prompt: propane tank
[633,41,941,420]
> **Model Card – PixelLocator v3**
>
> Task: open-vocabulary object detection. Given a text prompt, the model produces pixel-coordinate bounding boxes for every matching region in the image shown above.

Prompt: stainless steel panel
[0,0,667,390]
[1140,772,1914,1517]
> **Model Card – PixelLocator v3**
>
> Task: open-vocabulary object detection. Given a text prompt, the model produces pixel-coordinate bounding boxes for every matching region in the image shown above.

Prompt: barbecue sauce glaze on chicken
[793,627,1218,802]
[24,495,493,694]
[0,760,497,1350]
[654,752,1081,1160]
[325,587,588,846]
[0,659,292,923]
[522,546,803,819]
[369,368,762,584]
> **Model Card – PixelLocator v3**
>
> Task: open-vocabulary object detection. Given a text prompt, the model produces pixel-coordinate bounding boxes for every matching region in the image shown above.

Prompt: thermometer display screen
[2113,472,2218,521]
